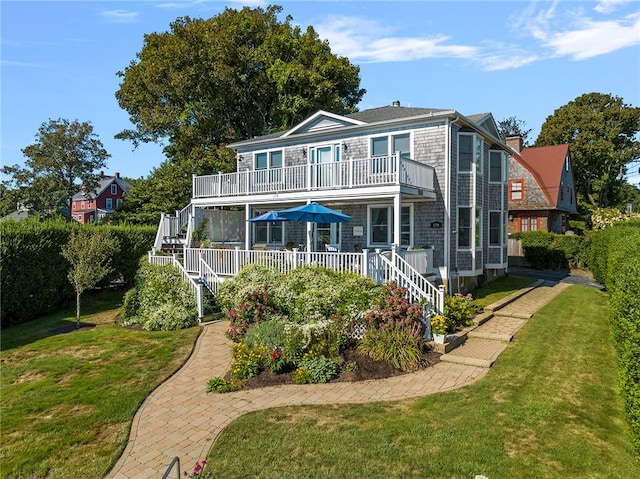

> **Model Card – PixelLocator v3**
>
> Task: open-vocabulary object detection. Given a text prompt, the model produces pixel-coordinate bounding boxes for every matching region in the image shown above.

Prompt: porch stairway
[435,280,570,368]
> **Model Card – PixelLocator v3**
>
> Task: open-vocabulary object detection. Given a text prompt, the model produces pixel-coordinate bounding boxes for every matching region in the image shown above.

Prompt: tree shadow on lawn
[0,290,124,352]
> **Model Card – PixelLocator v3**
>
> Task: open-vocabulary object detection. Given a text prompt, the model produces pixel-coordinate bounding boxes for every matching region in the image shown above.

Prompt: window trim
[369,131,413,159]
[489,150,504,183]
[509,179,524,202]
[489,211,502,247]
[366,204,413,248]
[110,184,118,195]
[105,198,113,209]
[458,206,472,249]
[458,133,474,173]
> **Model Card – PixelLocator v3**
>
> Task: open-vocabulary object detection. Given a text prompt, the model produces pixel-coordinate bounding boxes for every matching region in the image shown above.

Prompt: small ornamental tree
[62,229,119,329]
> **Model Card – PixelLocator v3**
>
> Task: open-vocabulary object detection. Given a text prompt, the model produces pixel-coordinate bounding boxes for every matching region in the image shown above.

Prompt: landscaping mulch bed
[243,346,441,389]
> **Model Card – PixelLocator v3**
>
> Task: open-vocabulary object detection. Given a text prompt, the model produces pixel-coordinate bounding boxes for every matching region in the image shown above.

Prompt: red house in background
[506,136,578,234]
[71,172,131,224]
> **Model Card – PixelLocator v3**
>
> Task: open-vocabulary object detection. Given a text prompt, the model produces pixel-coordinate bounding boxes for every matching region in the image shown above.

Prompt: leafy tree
[62,229,119,329]
[536,93,640,210]
[114,5,364,222]
[498,116,532,146]
[1,119,110,221]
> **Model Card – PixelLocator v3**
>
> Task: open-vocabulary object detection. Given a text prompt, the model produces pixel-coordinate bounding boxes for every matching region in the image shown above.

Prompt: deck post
[292,248,299,269]
[362,249,369,277]
[234,246,241,275]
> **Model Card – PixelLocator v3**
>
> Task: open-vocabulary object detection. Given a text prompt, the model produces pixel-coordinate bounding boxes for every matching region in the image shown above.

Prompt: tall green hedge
[512,230,591,270]
[0,219,156,326]
[594,221,640,457]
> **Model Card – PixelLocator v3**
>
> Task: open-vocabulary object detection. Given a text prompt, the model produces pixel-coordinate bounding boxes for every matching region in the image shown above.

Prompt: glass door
[311,144,340,187]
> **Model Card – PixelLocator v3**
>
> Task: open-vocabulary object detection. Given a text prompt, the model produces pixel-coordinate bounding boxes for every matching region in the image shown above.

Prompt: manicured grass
[206,285,637,478]
[471,275,537,309]
[0,291,200,479]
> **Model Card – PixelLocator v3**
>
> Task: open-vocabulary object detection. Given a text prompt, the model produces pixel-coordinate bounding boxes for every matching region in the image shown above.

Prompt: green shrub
[0,219,155,326]
[215,264,280,313]
[206,377,242,393]
[358,327,423,371]
[230,342,263,379]
[295,355,339,384]
[603,226,640,457]
[120,260,198,330]
[516,230,591,270]
[243,320,286,350]
[445,293,476,328]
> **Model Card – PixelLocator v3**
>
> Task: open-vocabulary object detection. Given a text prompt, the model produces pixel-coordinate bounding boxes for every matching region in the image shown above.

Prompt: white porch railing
[148,252,204,318]
[184,247,366,277]
[192,155,435,199]
[199,255,221,296]
[152,205,192,253]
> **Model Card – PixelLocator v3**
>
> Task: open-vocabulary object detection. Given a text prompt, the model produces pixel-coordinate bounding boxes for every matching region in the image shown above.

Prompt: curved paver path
[106,281,566,479]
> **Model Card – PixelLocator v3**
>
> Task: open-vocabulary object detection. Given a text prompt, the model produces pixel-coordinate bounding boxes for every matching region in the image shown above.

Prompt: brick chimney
[392,100,400,107]
[506,135,523,153]
[115,172,120,178]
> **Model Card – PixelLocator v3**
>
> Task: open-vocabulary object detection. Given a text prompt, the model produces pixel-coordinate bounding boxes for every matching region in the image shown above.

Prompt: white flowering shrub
[591,207,626,229]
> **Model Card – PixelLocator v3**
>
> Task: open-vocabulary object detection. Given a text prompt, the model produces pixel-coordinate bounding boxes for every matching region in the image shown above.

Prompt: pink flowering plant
[183,460,211,478]
[365,282,425,337]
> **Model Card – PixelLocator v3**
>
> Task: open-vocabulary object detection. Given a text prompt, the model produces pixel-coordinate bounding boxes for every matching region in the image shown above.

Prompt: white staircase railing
[199,254,221,296]
[378,247,444,314]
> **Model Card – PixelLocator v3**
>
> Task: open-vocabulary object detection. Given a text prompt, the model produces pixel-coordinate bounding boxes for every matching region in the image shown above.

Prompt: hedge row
[0,219,156,327]
[511,231,591,270]
[592,221,640,457]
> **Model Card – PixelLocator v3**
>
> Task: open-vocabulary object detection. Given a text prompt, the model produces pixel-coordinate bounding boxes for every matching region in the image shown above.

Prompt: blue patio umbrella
[276,202,351,223]
[247,211,289,223]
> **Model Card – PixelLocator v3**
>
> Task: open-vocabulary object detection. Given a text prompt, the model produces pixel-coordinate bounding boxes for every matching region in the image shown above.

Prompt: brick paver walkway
[106,280,568,478]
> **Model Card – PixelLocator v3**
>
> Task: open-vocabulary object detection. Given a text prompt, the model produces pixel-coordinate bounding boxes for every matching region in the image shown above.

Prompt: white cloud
[100,9,139,24]
[316,15,477,64]
[594,0,630,14]
[540,11,640,60]
[1,60,48,69]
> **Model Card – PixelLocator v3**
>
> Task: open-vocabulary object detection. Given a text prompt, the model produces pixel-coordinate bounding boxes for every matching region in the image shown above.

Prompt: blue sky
[2,0,639,184]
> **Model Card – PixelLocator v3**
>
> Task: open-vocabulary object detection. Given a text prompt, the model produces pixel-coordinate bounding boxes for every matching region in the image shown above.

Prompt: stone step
[440,337,508,368]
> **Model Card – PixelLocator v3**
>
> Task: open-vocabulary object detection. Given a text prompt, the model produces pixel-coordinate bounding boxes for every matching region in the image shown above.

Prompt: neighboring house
[153,102,514,308]
[71,172,130,224]
[505,137,577,234]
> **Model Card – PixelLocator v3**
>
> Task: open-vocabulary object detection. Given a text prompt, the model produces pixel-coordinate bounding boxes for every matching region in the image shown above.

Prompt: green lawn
[0,291,200,478]
[471,274,537,309]
[205,285,637,478]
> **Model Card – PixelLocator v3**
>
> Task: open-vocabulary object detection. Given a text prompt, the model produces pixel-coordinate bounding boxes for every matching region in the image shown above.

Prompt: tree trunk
[76,291,81,330]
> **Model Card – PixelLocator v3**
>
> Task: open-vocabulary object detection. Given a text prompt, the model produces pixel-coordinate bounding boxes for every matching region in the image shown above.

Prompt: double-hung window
[458,134,473,172]
[254,217,283,245]
[458,207,472,248]
[509,179,524,201]
[489,151,504,182]
[106,198,113,209]
[368,205,412,247]
[489,211,501,246]
[111,184,117,195]
[255,150,283,183]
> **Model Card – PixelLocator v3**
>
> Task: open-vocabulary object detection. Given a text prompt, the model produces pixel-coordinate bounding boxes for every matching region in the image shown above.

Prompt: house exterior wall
[556,153,577,214]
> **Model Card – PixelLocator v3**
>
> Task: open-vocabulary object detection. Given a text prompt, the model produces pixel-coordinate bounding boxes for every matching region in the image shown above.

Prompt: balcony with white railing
[192,155,435,200]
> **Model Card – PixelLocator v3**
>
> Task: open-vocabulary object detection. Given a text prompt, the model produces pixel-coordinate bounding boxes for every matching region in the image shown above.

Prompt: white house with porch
[151,102,511,317]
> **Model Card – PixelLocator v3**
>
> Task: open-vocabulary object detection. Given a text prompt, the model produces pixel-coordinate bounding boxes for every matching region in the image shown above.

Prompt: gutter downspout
[444,116,458,295]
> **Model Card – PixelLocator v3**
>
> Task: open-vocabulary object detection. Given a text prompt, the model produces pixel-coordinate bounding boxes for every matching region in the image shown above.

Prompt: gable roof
[513,144,571,208]
[228,104,507,151]
[73,174,132,201]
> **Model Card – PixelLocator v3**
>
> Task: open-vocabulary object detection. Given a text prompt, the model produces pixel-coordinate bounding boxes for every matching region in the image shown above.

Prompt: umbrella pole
[306,222,313,257]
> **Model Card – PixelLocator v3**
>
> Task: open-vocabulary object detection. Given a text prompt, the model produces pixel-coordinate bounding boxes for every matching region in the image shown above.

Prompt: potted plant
[430,314,448,344]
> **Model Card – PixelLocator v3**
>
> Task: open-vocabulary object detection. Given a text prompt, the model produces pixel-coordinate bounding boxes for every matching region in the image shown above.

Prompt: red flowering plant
[268,349,287,373]
[365,282,425,338]
[225,285,276,342]
[183,460,211,478]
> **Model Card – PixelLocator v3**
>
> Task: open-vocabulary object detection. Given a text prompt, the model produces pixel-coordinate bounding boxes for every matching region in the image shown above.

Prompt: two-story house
[506,137,577,234]
[72,172,130,224]
[153,102,513,309]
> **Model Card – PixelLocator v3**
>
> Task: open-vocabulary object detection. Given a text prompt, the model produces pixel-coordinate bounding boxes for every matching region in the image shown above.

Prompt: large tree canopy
[536,92,640,210]
[498,116,532,147]
[2,119,110,220]
[115,4,365,166]
[114,5,365,224]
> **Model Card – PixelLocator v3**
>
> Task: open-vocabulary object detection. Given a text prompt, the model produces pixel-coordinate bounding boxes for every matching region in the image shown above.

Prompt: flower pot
[433,334,446,344]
